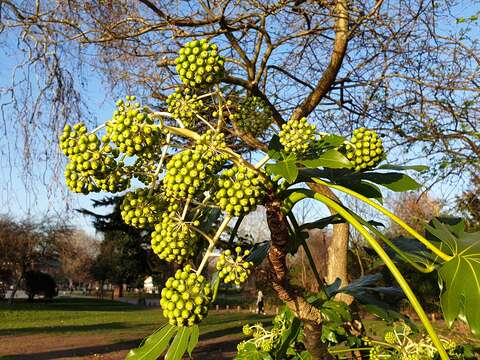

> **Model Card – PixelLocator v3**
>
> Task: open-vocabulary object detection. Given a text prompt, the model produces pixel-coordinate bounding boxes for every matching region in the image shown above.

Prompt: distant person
[256,290,264,314]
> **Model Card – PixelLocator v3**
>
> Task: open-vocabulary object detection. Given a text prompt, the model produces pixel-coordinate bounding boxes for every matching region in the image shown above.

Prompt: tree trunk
[304,322,335,360]
[266,199,333,360]
[309,183,352,304]
[9,274,22,304]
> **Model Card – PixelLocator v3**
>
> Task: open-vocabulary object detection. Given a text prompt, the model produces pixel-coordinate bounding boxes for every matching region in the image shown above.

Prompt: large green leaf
[319,134,345,148]
[275,317,301,358]
[299,214,345,231]
[266,159,298,183]
[334,179,383,202]
[187,325,199,356]
[360,172,422,192]
[298,149,352,169]
[165,326,191,360]
[125,324,176,360]
[245,241,270,265]
[427,219,480,335]
[267,135,283,160]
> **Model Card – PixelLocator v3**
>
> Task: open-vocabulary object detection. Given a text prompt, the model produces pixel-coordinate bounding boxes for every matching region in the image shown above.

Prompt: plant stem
[352,211,435,273]
[195,113,216,130]
[314,179,452,262]
[196,216,232,275]
[216,85,224,131]
[255,154,270,169]
[150,111,174,118]
[149,133,171,196]
[311,192,449,360]
[181,198,191,220]
[287,212,327,299]
[328,347,372,354]
[190,226,214,245]
[89,123,106,134]
[162,125,201,141]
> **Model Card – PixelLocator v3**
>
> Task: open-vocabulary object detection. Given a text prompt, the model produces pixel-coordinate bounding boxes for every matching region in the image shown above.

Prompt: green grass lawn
[1,296,478,360]
[0,297,271,338]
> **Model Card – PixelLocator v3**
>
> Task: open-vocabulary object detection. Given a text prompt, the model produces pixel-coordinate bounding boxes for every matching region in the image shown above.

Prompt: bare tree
[1,2,478,354]
[56,229,99,287]
[0,216,62,302]
[387,192,443,237]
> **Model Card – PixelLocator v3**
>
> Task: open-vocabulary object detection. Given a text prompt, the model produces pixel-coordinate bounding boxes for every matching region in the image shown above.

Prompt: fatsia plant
[57,39,479,360]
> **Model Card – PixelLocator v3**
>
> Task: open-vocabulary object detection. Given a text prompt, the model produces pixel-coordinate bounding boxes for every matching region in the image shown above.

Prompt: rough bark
[266,199,333,359]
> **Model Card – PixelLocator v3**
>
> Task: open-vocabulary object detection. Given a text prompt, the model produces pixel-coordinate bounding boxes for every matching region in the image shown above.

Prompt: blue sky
[0,4,475,237]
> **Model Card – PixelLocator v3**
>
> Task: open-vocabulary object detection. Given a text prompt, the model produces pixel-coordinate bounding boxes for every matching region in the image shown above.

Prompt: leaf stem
[181,198,191,220]
[215,85,224,131]
[149,133,171,196]
[313,178,453,262]
[310,191,449,360]
[255,154,270,169]
[351,212,435,273]
[287,212,327,299]
[196,216,232,275]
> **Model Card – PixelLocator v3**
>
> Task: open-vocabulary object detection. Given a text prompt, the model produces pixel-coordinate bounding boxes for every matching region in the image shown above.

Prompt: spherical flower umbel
[166,87,206,128]
[60,123,126,194]
[163,149,212,201]
[160,265,212,326]
[215,166,272,217]
[120,188,165,229]
[216,247,253,285]
[345,128,384,171]
[106,96,163,156]
[231,96,272,136]
[279,117,316,154]
[163,131,229,202]
[151,204,198,263]
[175,39,225,88]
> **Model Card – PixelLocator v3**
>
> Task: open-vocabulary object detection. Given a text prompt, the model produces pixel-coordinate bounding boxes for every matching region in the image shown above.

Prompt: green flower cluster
[120,188,164,228]
[366,322,461,360]
[60,123,125,194]
[279,117,316,154]
[345,128,384,171]
[175,39,224,88]
[166,87,206,128]
[215,166,271,217]
[384,331,397,345]
[151,205,198,263]
[160,265,211,326]
[96,166,131,193]
[106,96,163,156]
[131,146,162,186]
[369,346,381,360]
[231,96,272,135]
[164,130,228,201]
[237,310,292,355]
[216,247,253,285]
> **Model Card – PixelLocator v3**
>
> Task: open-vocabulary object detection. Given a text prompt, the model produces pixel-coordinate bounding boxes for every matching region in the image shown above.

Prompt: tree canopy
[1,0,478,193]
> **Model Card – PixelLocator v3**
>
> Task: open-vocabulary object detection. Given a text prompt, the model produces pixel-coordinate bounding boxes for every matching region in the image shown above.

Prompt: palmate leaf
[125,324,177,360]
[298,149,352,169]
[187,325,199,356]
[266,158,298,183]
[426,219,480,336]
[165,326,191,360]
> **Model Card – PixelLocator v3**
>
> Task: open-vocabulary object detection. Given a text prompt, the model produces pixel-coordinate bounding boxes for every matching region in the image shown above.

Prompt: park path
[0,331,240,359]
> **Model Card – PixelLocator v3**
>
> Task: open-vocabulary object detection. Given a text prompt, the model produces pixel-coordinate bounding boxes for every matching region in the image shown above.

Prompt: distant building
[144,276,157,294]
